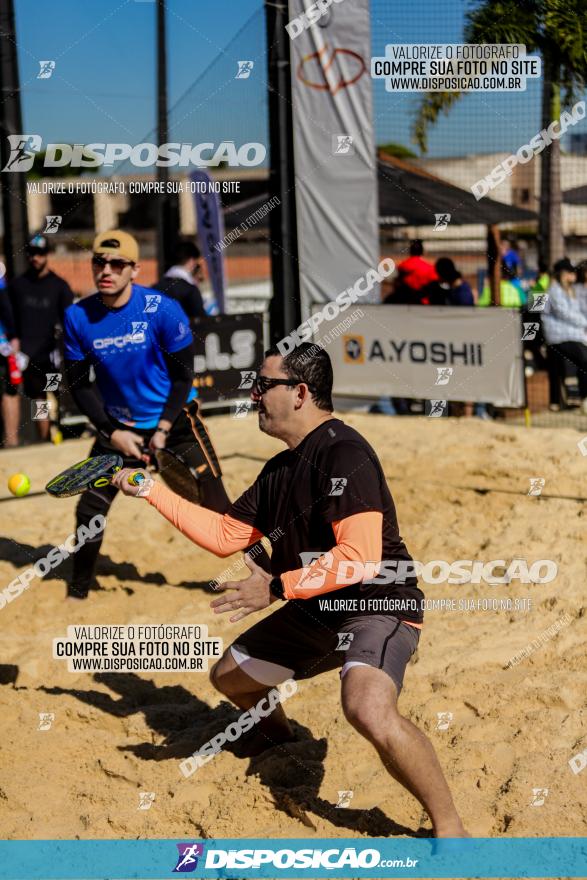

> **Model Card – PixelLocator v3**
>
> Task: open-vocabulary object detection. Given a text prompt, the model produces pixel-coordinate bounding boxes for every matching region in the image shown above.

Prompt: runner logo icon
[173,843,205,872]
[144,294,161,313]
[2,134,42,172]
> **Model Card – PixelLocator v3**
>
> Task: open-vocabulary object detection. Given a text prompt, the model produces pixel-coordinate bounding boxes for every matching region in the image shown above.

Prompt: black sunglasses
[252,375,315,395]
[92,255,134,272]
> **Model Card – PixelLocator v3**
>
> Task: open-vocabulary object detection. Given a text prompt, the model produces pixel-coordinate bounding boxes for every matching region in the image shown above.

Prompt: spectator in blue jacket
[426,258,475,306]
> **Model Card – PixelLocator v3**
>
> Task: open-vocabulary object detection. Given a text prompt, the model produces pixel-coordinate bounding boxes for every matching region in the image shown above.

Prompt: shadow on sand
[40,672,427,837]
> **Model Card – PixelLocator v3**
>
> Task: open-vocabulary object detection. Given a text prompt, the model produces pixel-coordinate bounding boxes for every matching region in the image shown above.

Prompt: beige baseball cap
[93,229,139,263]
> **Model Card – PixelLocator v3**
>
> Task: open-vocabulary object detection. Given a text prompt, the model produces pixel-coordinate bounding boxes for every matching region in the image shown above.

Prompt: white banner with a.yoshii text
[317,305,525,407]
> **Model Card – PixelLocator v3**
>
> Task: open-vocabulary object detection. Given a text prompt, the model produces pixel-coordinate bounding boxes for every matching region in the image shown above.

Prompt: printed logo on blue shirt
[92,331,146,350]
[64,284,195,428]
[175,321,189,343]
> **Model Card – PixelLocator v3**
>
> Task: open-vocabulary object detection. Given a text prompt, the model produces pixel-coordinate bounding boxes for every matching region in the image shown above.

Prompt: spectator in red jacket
[397,240,438,293]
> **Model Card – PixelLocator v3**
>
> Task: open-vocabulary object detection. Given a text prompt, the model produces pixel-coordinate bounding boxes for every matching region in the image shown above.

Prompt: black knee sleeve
[76,486,114,529]
[70,487,116,597]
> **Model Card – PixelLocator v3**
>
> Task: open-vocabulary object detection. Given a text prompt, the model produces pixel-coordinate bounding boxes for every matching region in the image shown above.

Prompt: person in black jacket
[7,234,73,441]
[154,241,206,321]
[425,258,475,306]
[0,279,20,447]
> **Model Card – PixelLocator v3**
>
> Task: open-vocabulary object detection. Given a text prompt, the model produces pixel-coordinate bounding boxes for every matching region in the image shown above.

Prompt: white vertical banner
[190,169,227,313]
[288,0,380,319]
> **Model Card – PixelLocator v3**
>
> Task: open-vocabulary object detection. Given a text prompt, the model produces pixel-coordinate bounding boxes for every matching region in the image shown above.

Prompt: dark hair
[435,257,460,284]
[553,257,576,276]
[265,342,333,412]
[575,260,587,284]
[409,239,424,256]
[174,240,201,265]
[501,260,516,281]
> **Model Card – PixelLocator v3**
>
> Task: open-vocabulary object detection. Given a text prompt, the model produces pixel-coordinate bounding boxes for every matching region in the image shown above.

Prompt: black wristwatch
[99,424,114,442]
[270,576,286,600]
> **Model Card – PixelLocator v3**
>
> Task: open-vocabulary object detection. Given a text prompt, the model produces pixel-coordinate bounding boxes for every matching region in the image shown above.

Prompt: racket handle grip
[128,471,146,487]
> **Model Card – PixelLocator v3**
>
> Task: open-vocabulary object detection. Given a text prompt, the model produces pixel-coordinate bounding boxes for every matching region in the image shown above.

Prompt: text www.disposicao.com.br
[70,657,202,671]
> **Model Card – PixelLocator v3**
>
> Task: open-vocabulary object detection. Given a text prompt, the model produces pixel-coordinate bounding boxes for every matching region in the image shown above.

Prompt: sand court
[0,413,585,840]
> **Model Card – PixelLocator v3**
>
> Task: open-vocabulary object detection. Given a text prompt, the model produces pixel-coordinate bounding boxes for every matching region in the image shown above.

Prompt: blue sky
[13,0,587,159]
[15,0,263,145]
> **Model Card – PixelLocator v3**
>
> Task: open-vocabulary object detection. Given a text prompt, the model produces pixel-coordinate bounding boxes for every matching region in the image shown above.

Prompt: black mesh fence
[371,0,587,430]
[5,1,587,443]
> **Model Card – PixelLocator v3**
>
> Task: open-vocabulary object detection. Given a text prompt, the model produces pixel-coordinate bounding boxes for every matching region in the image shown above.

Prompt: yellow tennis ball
[8,473,31,497]
[52,430,63,445]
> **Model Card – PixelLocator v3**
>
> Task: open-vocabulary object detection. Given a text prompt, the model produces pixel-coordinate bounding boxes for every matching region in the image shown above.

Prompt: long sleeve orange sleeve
[280,511,383,599]
[145,481,264,556]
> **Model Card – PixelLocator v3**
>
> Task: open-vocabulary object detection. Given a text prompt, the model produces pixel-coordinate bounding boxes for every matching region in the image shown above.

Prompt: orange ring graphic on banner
[297,44,366,94]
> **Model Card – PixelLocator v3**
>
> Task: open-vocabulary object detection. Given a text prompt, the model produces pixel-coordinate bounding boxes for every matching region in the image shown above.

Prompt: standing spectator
[375,256,470,417]
[0,277,20,447]
[7,234,73,441]
[543,258,587,413]
[478,262,524,308]
[425,258,475,306]
[521,261,551,373]
[529,260,550,297]
[153,241,206,321]
[500,239,527,300]
[500,238,523,278]
[387,240,437,304]
[425,259,480,418]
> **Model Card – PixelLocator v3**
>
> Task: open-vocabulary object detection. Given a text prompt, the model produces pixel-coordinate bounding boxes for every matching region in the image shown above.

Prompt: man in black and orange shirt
[114,343,467,838]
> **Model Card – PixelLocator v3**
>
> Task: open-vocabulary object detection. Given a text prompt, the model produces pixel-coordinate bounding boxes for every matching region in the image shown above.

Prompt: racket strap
[184,399,222,479]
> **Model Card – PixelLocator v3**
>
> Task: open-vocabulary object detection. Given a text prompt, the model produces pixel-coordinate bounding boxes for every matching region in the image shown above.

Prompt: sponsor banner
[191,313,264,405]
[0,837,585,878]
[288,0,380,317]
[190,169,227,312]
[319,305,525,407]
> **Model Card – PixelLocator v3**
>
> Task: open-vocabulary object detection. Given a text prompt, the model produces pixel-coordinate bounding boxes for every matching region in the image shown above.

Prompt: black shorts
[22,360,54,400]
[230,602,420,694]
[0,357,19,397]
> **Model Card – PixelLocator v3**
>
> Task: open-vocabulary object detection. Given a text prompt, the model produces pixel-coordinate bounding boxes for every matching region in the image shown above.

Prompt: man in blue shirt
[500,238,522,276]
[63,229,251,598]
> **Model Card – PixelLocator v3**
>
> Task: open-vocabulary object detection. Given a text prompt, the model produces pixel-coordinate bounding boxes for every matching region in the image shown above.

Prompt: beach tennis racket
[45,454,144,497]
[152,446,203,504]
[145,400,221,504]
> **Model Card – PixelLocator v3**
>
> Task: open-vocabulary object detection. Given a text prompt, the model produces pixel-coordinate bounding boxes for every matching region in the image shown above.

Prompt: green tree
[412,0,587,267]
[378,142,418,160]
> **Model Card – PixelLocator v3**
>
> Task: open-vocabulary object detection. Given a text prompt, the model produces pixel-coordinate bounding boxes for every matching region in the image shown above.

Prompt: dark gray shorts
[230,603,420,694]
